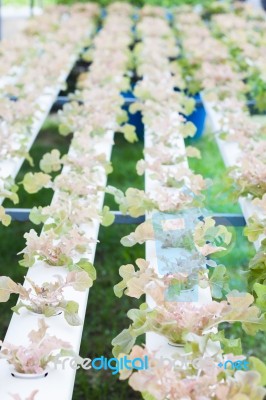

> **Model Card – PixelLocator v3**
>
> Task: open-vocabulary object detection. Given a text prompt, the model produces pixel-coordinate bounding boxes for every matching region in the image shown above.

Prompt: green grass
[186,127,266,363]
[104,134,144,210]
[186,127,255,289]
[4,117,71,209]
[3,0,55,5]
[186,126,241,214]
[72,133,144,399]
[73,224,143,400]
[0,117,71,339]
[0,221,40,339]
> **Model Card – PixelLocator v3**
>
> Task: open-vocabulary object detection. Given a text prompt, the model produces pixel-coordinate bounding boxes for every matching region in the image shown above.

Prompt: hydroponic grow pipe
[52,95,256,111]
[5,208,246,226]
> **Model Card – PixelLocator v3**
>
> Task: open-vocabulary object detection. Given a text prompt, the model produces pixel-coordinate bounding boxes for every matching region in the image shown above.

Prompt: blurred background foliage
[3,0,215,8]
[55,0,213,6]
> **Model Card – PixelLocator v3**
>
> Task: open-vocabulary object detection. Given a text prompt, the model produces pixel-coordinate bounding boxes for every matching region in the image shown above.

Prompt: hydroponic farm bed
[0,2,266,400]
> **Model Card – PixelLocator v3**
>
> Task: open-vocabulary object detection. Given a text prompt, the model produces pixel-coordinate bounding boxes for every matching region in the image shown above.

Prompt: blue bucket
[186,93,206,139]
[121,91,144,141]
[121,91,205,141]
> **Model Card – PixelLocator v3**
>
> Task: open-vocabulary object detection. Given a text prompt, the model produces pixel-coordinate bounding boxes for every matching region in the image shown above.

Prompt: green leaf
[210,330,242,355]
[209,265,229,299]
[249,357,266,386]
[244,216,264,242]
[186,146,201,159]
[65,301,78,314]
[59,123,72,136]
[180,121,196,138]
[254,283,266,312]
[64,301,82,326]
[128,305,149,329]
[223,337,242,355]
[43,306,57,317]
[24,153,34,167]
[142,392,156,400]
[120,221,154,247]
[40,149,62,173]
[106,185,125,206]
[82,50,93,62]
[242,313,266,336]
[64,311,82,326]
[112,328,136,357]
[194,216,232,248]
[11,301,26,314]
[21,172,51,194]
[104,162,113,175]
[0,206,11,227]
[101,206,115,227]
[129,102,142,114]
[116,110,128,125]
[70,271,93,291]
[113,263,137,298]
[9,191,19,205]
[120,124,138,143]
[76,259,96,281]
[182,97,195,116]
[29,206,46,225]
[248,242,266,289]
[114,281,126,298]
[0,276,19,302]
[213,292,266,336]
[219,131,228,140]
[123,188,155,217]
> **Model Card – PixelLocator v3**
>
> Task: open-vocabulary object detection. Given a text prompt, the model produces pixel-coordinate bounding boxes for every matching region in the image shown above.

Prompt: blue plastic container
[120,91,206,141]
[186,93,206,139]
[121,91,144,141]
